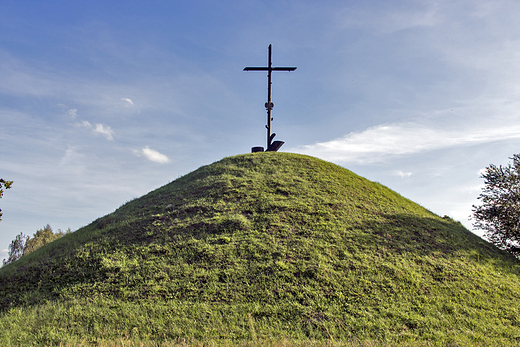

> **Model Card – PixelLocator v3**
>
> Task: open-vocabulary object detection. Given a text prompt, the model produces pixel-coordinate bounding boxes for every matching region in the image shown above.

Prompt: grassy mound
[0,152,519,346]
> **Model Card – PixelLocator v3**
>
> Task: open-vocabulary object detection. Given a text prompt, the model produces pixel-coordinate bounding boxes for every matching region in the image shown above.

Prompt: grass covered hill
[1,152,519,345]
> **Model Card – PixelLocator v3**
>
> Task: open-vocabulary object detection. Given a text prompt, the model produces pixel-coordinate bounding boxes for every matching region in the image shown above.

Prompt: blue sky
[2,0,520,259]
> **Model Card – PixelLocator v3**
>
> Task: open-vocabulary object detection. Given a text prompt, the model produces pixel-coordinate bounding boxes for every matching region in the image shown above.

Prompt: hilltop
[0,152,519,346]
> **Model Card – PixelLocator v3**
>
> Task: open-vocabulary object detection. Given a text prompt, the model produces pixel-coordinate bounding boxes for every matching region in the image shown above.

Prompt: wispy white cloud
[336,2,441,34]
[59,145,87,176]
[93,123,115,141]
[395,170,413,179]
[121,97,134,105]
[76,121,115,141]
[66,108,77,119]
[293,123,520,164]
[77,120,91,128]
[60,145,82,165]
[133,146,170,163]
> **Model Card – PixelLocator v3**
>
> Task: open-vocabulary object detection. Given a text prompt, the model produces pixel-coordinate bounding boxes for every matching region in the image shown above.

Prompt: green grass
[1,152,519,346]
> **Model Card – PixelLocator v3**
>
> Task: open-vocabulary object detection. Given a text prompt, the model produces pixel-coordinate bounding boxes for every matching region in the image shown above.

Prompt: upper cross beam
[244,44,296,152]
[243,67,297,71]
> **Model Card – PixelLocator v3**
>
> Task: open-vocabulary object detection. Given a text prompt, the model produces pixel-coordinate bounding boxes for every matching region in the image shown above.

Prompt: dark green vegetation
[3,224,71,265]
[0,178,13,221]
[473,153,520,256]
[0,153,519,346]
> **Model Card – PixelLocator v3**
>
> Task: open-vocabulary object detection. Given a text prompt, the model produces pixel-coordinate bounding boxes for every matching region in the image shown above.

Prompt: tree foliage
[0,178,13,221]
[24,224,69,255]
[2,233,27,266]
[2,225,70,266]
[472,154,520,256]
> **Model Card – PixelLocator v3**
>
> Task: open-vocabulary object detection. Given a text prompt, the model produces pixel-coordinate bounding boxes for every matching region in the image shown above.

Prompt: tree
[24,224,70,255]
[472,154,520,256]
[2,225,71,265]
[2,232,27,266]
[0,178,13,221]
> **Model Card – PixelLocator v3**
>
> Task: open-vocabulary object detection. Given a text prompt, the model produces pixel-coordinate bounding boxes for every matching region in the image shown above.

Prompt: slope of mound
[0,152,519,345]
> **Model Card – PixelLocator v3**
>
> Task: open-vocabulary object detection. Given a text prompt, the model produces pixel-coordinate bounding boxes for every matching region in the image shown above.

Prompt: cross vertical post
[244,44,296,152]
[267,44,273,150]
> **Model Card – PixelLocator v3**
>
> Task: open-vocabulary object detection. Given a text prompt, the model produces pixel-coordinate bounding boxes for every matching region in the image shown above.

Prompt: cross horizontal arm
[243,67,297,71]
[272,67,297,71]
[243,67,268,71]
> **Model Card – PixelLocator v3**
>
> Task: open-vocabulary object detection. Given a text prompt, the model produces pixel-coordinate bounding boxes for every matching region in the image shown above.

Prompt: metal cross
[244,44,296,152]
